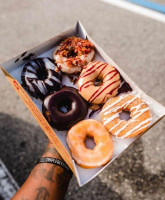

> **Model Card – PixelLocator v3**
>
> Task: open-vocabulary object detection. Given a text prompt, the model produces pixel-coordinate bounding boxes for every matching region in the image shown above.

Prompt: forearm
[12,143,72,200]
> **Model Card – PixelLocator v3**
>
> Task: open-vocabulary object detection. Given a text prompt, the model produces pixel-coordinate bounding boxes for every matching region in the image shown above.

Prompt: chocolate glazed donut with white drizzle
[21,58,62,100]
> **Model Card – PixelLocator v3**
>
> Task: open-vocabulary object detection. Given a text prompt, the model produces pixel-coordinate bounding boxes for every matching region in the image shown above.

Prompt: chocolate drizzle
[21,51,27,57]
[21,57,62,99]
[23,53,36,61]
[14,58,19,63]
[89,104,103,118]
[56,68,80,85]
[14,51,28,63]
[66,72,80,84]
[117,75,132,95]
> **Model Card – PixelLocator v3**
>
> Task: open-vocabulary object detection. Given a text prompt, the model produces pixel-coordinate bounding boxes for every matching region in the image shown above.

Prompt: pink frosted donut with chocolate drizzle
[77,61,121,105]
[101,94,151,138]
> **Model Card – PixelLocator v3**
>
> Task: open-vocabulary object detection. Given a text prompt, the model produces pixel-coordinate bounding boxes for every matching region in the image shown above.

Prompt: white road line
[101,0,165,23]
[0,159,19,200]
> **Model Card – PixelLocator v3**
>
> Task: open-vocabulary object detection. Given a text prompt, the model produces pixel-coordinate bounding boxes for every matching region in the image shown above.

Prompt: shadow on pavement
[0,112,47,185]
[0,112,164,200]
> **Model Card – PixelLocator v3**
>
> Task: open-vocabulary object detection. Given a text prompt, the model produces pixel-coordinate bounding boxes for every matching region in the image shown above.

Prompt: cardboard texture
[1,21,165,186]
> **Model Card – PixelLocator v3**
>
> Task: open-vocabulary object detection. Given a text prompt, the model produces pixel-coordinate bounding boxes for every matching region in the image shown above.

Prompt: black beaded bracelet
[36,157,72,176]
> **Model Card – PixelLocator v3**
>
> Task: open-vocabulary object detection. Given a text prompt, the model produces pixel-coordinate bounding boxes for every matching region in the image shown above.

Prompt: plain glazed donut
[42,87,88,130]
[101,94,151,138]
[21,58,62,100]
[53,36,95,74]
[67,119,113,168]
[77,61,121,105]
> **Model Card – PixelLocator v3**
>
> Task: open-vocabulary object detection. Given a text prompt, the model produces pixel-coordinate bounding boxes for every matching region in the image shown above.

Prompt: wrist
[38,142,72,177]
[36,157,72,176]
[42,142,63,160]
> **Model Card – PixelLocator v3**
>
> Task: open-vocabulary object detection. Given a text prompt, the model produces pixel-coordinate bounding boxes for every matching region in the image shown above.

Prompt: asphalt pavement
[0,0,165,199]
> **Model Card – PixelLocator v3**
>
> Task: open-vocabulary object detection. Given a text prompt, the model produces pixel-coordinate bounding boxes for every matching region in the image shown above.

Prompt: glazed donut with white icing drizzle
[101,94,151,138]
[77,61,121,105]
[21,57,62,100]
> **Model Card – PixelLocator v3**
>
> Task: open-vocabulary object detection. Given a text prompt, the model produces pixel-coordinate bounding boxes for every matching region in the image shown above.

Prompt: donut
[101,94,151,138]
[53,36,95,74]
[67,119,113,168]
[42,87,88,130]
[21,58,62,100]
[77,61,121,105]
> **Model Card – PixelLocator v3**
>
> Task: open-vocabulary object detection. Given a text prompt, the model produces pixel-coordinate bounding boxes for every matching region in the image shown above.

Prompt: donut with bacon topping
[53,36,95,74]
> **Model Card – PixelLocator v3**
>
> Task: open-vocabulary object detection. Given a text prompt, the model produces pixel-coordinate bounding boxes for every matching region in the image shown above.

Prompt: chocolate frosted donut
[42,87,88,130]
[21,58,62,100]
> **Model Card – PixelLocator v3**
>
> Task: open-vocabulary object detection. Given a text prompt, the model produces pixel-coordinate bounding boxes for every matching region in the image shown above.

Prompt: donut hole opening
[58,100,72,113]
[85,136,96,150]
[119,110,131,121]
[94,78,103,86]
[37,68,48,80]
[67,49,78,58]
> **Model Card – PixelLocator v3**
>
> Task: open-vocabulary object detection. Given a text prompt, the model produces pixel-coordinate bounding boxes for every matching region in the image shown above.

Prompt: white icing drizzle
[121,118,151,138]
[103,113,119,125]
[25,72,37,78]
[27,67,36,73]
[45,79,54,86]
[25,77,35,92]
[131,123,149,133]
[109,120,123,132]
[119,80,125,89]
[34,80,46,93]
[102,95,127,113]
[103,96,138,115]
[44,58,55,70]
[114,107,150,137]
[130,103,145,112]
[51,76,61,83]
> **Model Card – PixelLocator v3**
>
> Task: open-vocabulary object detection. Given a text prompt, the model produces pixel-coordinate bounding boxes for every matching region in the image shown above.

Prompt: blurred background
[0,0,165,199]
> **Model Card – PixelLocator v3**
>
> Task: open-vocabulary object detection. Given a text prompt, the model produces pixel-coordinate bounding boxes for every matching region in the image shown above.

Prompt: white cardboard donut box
[1,21,165,186]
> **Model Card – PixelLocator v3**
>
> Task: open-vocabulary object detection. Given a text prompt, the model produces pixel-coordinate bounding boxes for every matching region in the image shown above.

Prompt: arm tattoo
[45,147,59,157]
[34,187,49,200]
[55,170,71,191]
[31,163,56,182]
[44,165,57,182]
[31,167,46,179]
